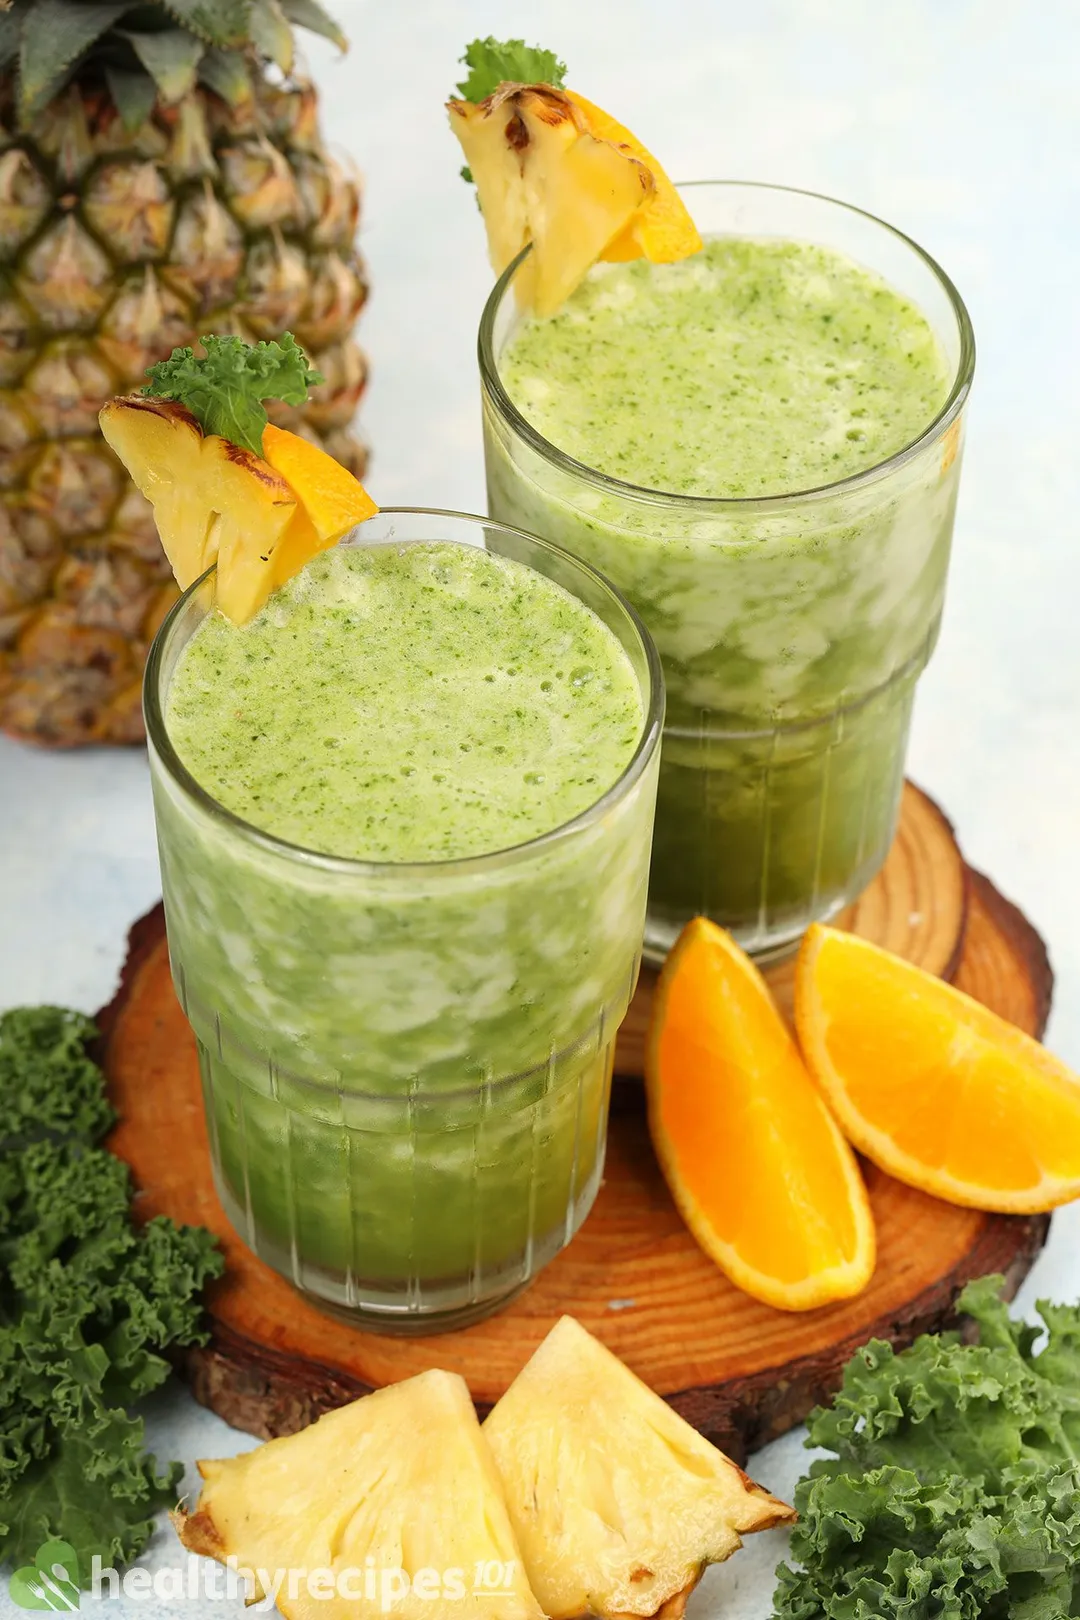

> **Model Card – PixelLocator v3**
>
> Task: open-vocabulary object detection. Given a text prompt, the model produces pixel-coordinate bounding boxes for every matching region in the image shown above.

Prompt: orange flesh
[647,919,874,1305]
[797,926,1080,1209]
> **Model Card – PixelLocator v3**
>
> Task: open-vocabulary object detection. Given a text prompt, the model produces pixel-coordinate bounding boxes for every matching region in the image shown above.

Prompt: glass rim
[143,506,665,880]
[478,178,977,511]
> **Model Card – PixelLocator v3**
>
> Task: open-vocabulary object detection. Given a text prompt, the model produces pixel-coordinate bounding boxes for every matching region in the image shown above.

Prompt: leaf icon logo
[8,1541,81,1611]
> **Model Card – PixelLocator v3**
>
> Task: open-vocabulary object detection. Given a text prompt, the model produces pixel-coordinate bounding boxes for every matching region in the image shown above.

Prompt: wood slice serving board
[98,784,1053,1463]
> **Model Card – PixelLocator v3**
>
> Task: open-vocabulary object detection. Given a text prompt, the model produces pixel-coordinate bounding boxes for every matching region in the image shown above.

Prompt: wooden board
[98,784,1053,1463]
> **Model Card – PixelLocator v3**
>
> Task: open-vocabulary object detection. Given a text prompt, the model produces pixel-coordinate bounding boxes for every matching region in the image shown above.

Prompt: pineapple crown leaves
[452,37,567,183]
[0,0,346,125]
[143,332,323,455]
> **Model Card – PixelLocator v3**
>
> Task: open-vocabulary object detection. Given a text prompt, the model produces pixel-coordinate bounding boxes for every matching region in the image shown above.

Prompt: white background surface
[1,1,1079,1615]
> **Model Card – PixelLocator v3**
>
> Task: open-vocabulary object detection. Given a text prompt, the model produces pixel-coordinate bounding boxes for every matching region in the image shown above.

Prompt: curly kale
[0,1009,223,1581]
[453,36,567,103]
[143,331,322,455]
[772,1276,1080,1620]
[0,1006,113,1146]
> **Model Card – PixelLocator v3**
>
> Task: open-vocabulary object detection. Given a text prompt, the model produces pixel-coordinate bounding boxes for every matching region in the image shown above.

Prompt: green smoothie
[166,541,644,860]
[148,528,660,1327]
[483,219,969,953]
[501,241,948,498]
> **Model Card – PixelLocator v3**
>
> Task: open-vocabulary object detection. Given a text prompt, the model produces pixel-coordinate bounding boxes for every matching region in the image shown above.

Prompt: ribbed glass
[480,182,975,958]
[144,511,663,1331]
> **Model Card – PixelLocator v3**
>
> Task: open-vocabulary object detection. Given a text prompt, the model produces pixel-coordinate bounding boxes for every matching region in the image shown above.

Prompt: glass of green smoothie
[481,181,975,959]
[144,510,662,1331]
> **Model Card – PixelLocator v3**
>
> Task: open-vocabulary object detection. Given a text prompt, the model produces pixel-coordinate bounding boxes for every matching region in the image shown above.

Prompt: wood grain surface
[98,783,1053,1462]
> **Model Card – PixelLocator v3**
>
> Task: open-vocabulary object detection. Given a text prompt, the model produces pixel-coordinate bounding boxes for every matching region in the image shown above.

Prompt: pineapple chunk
[484,1317,795,1619]
[449,86,654,315]
[175,1369,544,1620]
[100,402,378,624]
[563,93,702,266]
[100,397,299,624]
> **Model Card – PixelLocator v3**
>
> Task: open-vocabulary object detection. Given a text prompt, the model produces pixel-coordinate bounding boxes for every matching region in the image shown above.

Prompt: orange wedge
[645,918,876,1312]
[565,92,702,263]
[796,925,1080,1214]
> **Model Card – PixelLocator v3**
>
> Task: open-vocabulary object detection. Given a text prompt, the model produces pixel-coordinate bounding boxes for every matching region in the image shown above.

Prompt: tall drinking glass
[481,182,975,958]
[144,511,663,1331]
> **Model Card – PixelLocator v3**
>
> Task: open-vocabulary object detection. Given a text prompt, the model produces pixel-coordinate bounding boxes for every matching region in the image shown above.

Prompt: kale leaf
[772,1277,1080,1620]
[143,331,322,455]
[0,1009,223,1581]
[774,1461,1080,1620]
[0,1006,113,1145]
[454,36,567,103]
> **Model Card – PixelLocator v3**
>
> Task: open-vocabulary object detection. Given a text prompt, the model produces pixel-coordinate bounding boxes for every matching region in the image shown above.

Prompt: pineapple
[450,86,653,316]
[0,0,368,745]
[448,39,702,317]
[101,334,377,623]
[484,1317,795,1620]
[175,1369,544,1620]
[100,399,301,617]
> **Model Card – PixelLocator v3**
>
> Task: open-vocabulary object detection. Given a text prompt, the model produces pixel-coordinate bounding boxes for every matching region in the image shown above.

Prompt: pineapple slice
[175,1369,544,1620]
[100,400,376,624]
[484,1317,795,1619]
[100,397,299,624]
[563,93,703,266]
[449,86,654,315]
[263,424,378,547]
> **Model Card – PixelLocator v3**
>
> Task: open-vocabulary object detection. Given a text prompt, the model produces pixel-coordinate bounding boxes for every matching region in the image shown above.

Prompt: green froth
[501,237,950,498]
[165,539,644,862]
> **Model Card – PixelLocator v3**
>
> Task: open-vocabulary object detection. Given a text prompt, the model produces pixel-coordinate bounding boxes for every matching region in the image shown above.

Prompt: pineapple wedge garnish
[563,93,704,266]
[448,41,701,315]
[175,1369,544,1620]
[484,1317,795,1619]
[100,398,297,625]
[450,86,654,316]
[100,335,377,625]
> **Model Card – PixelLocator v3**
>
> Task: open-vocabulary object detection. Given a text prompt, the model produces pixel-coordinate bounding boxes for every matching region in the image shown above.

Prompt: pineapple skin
[0,75,368,746]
